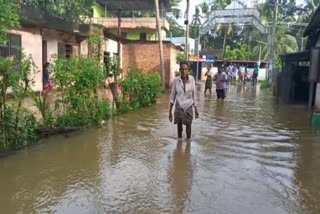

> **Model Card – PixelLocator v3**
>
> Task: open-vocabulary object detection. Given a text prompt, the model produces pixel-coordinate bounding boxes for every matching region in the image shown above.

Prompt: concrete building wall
[93,17,169,32]
[122,42,178,88]
[42,29,78,44]
[10,27,43,91]
[105,38,118,56]
[80,40,89,56]
[47,40,58,62]
[108,29,166,41]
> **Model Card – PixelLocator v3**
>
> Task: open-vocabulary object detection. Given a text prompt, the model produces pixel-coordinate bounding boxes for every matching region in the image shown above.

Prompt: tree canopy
[21,0,95,22]
[0,0,19,43]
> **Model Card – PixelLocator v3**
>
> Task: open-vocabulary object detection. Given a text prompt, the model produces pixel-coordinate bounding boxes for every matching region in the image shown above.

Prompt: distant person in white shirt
[204,63,214,94]
[169,61,199,139]
[226,63,233,84]
[238,64,246,85]
[231,64,238,84]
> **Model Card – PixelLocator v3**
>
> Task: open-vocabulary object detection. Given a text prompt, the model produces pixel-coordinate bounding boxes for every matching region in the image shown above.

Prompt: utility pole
[117,8,122,56]
[270,0,278,80]
[196,28,200,81]
[185,0,190,61]
[258,45,262,64]
[301,37,304,51]
[222,28,227,60]
[155,0,166,90]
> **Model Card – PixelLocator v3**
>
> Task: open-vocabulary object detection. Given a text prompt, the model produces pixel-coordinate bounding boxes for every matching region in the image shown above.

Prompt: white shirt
[226,65,233,75]
[207,68,214,78]
[239,66,245,74]
[170,75,197,110]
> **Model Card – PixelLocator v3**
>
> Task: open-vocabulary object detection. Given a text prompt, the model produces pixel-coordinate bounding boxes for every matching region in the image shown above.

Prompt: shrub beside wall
[0,57,162,153]
[119,68,161,112]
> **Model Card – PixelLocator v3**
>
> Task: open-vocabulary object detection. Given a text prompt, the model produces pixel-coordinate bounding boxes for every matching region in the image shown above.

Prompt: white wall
[247,68,267,80]
[201,64,217,81]
[47,40,58,63]
[105,39,118,56]
[105,38,123,69]
[162,31,167,40]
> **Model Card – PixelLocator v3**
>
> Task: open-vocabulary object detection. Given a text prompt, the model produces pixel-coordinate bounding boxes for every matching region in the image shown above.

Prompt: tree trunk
[222,28,227,60]
[155,0,166,90]
[185,0,190,61]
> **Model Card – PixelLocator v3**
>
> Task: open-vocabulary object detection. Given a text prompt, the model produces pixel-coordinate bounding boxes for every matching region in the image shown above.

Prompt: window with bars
[58,43,73,59]
[0,34,21,58]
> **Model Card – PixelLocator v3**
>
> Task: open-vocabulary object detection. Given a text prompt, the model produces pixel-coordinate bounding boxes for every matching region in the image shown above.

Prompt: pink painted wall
[10,27,43,91]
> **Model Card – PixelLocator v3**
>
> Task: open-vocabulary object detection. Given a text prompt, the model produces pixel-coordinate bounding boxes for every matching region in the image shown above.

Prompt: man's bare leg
[177,122,183,138]
[186,124,191,139]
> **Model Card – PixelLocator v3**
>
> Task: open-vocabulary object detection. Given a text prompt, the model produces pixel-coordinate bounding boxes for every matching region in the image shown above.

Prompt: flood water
[1,84,320,214]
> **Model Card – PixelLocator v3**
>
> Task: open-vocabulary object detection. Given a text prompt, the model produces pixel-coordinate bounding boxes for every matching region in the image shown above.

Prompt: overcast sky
[177,0,307,26]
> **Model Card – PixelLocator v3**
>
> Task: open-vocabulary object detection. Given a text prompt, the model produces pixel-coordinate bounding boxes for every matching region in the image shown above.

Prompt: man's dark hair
[180,61,189,68]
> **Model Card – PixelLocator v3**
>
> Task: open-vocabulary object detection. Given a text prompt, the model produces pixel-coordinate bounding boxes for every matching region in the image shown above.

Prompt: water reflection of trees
[168,141,193,213]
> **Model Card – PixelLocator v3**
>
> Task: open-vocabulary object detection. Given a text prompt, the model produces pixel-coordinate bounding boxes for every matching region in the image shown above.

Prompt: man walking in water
[226,63,233,85]
[169,61,199,139]
[214,67,227,100]
[252,64,259,86]
[204,63,214,94]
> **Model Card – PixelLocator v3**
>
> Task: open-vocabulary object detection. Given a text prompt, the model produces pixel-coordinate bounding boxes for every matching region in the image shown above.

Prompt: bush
[0,56,38,151]
[119,68,161,112]
[51,56,111,127]
[176,52,187,64]
[259,80,271,89]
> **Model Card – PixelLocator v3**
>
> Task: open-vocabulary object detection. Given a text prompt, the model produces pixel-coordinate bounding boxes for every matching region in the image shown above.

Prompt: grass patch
[259,80,271,89]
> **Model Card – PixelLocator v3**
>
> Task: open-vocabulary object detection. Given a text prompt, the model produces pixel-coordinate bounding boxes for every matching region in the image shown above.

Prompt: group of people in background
[204,62,260,99]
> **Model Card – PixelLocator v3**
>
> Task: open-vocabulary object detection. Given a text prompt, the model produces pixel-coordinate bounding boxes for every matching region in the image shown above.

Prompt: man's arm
[169,80,176,122]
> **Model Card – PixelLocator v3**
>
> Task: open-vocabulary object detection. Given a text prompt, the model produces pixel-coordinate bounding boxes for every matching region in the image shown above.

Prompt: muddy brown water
[1,84,320,214]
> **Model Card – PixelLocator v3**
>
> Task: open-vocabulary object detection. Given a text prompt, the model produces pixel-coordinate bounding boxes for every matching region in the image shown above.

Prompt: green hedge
[119,68,161,112]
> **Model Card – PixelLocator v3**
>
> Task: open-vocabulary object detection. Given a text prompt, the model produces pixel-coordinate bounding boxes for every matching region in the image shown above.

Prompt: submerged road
[1,84,320,214]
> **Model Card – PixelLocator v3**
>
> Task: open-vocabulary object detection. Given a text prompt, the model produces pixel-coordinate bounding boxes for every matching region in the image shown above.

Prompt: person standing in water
[204,63,214,94]
[169,61,199,139]
[252,64,259,86]
[43,62,52,91]
[214,67,227,100]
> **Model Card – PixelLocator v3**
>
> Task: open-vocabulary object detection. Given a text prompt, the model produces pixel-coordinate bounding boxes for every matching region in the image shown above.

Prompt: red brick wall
[122,42,174,88]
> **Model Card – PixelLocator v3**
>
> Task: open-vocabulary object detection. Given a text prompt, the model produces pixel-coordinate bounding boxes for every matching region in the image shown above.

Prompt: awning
[281,51,311,62]
[19,5,90,35]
